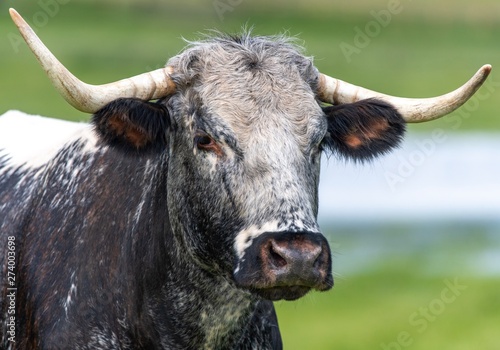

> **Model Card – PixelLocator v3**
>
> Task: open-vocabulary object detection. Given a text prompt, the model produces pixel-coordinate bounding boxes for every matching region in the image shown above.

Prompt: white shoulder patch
[0,110,97,171]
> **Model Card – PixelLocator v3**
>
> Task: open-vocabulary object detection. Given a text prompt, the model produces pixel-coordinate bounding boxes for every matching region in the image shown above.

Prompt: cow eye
[194,131,218,152]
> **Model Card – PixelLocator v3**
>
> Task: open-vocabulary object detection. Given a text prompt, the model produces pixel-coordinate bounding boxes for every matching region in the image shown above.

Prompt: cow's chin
[250,286,311,301]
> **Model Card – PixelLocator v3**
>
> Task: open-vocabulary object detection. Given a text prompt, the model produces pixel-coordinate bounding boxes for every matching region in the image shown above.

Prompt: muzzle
[234,231,333,301]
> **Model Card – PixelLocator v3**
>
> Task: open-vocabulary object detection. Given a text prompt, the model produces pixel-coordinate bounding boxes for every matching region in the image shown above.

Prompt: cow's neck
[166,271,258,348]
[140,247,259,348]
[134,161,259,349]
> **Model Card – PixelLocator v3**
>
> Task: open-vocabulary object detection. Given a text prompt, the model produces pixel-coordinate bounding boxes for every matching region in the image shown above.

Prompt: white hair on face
[168,32,322,145]
[166,33,326,267]
[233,221,280,261]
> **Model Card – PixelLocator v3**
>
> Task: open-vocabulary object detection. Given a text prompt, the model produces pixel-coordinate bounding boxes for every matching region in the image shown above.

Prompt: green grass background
[1,1,499,349]
[1,0,499,130]
[276,224,500,349]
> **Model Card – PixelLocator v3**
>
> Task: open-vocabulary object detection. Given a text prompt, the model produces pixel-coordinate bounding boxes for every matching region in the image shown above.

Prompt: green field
[275,268,500,349]
[1,0,499,130]
[275,223,500,349]
[1,1,499,349]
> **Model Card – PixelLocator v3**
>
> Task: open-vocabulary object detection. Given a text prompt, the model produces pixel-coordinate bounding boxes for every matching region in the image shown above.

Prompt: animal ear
[92,98,171,152]
[322,99,406,162]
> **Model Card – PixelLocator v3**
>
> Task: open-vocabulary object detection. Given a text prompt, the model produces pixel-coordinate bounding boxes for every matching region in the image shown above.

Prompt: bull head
[9,8,491,301]
[9,8,491,121]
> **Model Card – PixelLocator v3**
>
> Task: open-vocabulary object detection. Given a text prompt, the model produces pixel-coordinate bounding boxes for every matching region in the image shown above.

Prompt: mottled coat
[0,34,405,349]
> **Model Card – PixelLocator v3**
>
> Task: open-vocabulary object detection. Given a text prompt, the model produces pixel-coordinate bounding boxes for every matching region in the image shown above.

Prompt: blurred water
[318,132,500,223]
[316,132,500,276]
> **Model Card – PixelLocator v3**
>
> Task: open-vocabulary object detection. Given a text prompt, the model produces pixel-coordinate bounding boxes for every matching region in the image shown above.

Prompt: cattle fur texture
[92,98,172,152]
[322,98,406,162]
[1,32,405,349]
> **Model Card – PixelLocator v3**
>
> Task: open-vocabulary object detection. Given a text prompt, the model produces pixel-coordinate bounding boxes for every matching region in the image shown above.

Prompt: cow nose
[234,231,333,301]
[266,236,323,276]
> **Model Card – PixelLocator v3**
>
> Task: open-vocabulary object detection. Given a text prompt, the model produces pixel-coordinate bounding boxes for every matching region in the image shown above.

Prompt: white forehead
[199,67,325,154]
[170,33,325,151]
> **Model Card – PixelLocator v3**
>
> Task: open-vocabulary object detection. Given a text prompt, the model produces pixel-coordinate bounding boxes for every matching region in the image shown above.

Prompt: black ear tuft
[92,98,171,152]
[322,99,406,162]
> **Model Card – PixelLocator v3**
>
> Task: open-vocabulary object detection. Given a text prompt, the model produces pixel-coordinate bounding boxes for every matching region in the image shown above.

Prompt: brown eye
[195,134,213,148]
[194,131,221,155]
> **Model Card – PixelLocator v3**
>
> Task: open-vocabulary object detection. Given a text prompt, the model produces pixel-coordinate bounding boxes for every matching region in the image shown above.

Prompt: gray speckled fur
[0,33,331,349]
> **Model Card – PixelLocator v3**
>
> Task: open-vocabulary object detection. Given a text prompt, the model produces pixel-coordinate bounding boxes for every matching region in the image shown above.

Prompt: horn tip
[9,8,19,19]
[482,64,492,74]
[475,64,492,85]
[9,8,25,27]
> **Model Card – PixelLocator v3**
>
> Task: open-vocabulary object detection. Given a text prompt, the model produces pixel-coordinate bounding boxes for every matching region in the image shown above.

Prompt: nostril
[237,231,332,294]
[268,242,288,269]
[313,252,323,269]
[312,245,325,267]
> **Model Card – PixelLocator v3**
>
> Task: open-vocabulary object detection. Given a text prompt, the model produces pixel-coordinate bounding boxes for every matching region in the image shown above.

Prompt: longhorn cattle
[0,8,491,350]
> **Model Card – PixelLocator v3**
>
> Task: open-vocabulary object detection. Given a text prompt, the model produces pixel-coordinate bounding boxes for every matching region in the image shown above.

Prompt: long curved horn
[9,8,176,114]
[318,64,492,123]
